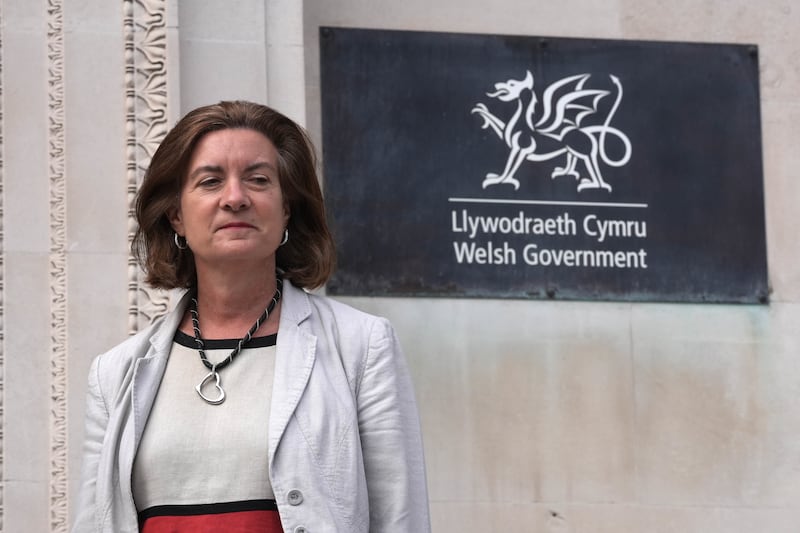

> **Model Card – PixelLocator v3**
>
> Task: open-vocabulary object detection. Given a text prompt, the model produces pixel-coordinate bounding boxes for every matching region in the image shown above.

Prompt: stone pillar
[1,0,172,530]
[266,0,307,125]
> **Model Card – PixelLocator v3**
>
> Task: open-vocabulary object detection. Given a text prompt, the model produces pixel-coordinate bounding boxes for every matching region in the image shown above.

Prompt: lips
[219,222,255,230]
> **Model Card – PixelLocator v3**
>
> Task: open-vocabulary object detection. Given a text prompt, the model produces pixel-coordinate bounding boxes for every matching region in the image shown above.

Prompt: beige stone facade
[1,0,798,531]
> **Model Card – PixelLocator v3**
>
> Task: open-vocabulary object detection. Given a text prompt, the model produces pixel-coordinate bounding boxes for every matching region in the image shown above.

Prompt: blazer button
[293,527,307,533]
[288,489,304,506]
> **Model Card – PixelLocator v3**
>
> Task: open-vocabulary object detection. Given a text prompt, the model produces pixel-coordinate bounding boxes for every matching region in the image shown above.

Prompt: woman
[73,101,430,532]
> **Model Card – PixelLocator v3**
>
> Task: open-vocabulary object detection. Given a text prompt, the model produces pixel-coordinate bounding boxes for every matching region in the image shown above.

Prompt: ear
[282,201,290,227]
[168,205,185,236]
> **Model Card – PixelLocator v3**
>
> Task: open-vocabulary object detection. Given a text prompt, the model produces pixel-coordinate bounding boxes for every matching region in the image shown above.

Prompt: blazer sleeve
[356,318,431,532]
[72,356,109,533]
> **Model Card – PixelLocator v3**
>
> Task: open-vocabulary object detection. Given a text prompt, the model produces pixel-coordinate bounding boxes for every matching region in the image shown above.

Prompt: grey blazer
[72,281,430,533]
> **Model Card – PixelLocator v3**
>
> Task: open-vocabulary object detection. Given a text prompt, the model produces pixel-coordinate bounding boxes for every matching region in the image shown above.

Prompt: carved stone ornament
[47,1,69,530]
[124,0,172,334]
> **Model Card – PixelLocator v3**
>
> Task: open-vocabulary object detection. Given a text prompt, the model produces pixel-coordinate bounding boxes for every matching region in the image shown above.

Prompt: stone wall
[0,0,798,531]
[303,1,800,531]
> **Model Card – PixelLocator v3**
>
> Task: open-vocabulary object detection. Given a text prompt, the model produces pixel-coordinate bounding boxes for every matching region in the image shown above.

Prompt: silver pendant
[196,369,226,405]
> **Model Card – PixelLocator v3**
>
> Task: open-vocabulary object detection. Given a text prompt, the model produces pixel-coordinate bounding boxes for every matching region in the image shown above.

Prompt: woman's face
[170,128,289,272]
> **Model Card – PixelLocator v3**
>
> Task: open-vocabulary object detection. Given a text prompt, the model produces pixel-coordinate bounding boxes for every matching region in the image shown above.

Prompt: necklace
[189,277,283,405]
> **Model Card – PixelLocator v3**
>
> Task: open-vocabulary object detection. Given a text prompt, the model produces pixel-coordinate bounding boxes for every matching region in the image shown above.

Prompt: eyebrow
[188,161,277,181]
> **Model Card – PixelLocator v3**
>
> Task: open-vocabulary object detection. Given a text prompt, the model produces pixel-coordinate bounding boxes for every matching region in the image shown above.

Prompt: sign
[319,27,768,303]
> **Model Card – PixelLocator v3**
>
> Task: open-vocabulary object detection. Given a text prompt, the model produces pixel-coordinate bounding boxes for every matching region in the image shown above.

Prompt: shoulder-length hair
[132,100,335,290]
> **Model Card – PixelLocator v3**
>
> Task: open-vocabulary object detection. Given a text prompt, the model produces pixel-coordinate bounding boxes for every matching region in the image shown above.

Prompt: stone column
[1,0,172,530]
[266,0,307,125]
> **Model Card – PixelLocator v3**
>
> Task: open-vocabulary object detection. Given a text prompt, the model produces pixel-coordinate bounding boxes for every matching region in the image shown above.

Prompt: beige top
[132,331,277,511]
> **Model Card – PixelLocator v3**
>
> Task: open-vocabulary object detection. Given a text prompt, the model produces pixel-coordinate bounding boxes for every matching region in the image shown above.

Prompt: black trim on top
[173,329,277,349]
[138,499,279,521]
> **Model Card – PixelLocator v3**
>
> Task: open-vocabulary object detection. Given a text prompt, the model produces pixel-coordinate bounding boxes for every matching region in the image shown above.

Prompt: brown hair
[132,100,335,290]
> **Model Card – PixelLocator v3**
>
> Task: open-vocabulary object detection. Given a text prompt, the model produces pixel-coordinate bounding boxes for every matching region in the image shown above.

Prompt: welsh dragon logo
[471,71,632,192]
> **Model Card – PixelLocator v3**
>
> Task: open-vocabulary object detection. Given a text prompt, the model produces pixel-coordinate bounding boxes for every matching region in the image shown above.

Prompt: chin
[205,244,274,262]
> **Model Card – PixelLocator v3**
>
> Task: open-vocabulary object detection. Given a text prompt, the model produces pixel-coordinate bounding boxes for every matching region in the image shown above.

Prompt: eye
[198,176,222,188]
[248,174,272,186]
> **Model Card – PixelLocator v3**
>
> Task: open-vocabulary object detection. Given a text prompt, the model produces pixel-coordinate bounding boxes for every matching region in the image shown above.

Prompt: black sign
[320,27,768,304]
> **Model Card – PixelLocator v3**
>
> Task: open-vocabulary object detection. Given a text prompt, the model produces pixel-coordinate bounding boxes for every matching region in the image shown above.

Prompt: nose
[221,178,250,211]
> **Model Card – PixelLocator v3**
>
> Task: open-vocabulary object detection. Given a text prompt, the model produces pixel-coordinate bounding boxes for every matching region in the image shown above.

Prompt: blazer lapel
[269,282,317,461]
[118,292,189,502]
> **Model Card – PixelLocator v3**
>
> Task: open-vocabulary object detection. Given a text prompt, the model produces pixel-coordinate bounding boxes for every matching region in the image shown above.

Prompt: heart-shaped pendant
[196,370,226,405]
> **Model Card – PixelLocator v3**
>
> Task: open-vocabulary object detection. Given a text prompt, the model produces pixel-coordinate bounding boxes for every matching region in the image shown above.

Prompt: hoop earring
[279,228,289,246]
[174,232,188,250]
